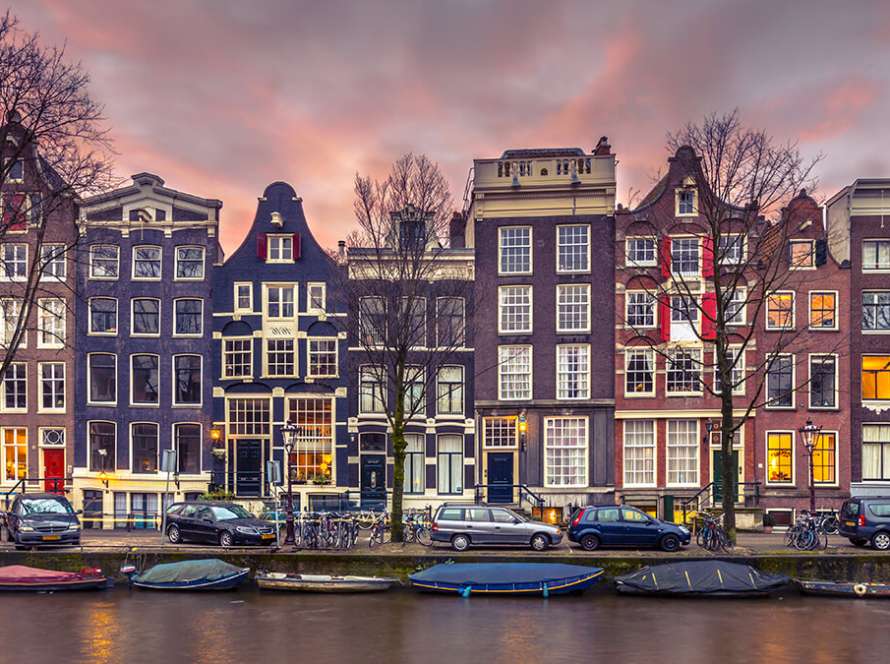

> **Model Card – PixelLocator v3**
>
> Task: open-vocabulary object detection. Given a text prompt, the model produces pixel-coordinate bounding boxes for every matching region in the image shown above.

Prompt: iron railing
[473,483,546,511]
[680,480,761,523]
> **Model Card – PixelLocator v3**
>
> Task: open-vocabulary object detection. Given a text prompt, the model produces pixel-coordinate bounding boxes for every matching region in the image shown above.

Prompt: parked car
[4,493,81,549]
[164,502,277,547]
[567,505,691,552]
[838,497,890,550]
[431,504,562,551]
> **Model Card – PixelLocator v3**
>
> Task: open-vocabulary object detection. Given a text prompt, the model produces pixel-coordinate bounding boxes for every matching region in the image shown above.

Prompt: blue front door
[236,440,262,497]
[360,455,386,509]
[487,452,513,503]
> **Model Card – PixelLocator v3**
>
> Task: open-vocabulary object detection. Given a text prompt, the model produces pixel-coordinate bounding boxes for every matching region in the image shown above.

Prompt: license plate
[42,535,61,541]
[261,533,275,540]
[845,521,857,527]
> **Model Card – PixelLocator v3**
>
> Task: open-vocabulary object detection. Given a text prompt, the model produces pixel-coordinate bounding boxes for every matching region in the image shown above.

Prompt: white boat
[256,572,399,593]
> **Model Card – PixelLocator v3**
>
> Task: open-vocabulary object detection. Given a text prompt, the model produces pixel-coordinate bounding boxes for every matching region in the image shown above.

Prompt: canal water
[1,588,888,664]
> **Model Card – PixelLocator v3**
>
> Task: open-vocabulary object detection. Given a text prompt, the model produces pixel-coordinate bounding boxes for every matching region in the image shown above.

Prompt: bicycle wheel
[822,516,839,535]
[417,526,432,546]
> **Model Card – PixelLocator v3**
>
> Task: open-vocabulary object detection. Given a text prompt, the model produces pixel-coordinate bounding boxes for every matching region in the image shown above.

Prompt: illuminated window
[809,292,836,329]
[286,397,333,482]
[862,356,890,401]
[767,432,793,484]
[813,432,836,484]
[766,292,794,330]
[2,428,27,481]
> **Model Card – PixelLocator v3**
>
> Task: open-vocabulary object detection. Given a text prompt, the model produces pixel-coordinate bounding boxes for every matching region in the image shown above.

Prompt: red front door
[43,449,65,493]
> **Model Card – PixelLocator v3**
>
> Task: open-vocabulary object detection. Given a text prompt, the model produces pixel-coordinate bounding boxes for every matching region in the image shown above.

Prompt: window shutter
[701,292,717,340]
[660,237,672,281]
[702,237,714,278]
[293,233,301,261]
[815,239,827,266]
[658,295,671,343]
[256,233,267,261]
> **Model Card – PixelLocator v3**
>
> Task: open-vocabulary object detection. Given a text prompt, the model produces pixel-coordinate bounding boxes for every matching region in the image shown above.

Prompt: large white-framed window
[87,353,116,405]
[307,282,326,314]
[666,419,699,487]
[307,338,338,378]
[625,348,655,397]
[37,297,65,348]
[359,296,386,346]
[714,347,745,396]
[789,239,816,270]
[286,397,335,482]
[174,423,202,475]
[403,433,425,495]
[2,427,27,481]
[724,287,747,325]
[436,365,464,415]
[625,236,657,267]
[1,243,27,281]
[403,367,425,416]
[172,354,202,406]
[766,431,794,485]
[89,244,119,280]
[666,348,702,394]
[813,431,838,486]
[766,291,795,330]
[174,246,205,280]
[498,226,532,275]
[0,299,23,349]
[556,343,590,400]
[1,362,27,411]
[862,424,890,481]
[544,416,588,488]
[88,297,118,335]
[436,297,465,347]
[400,296,427,348]
[132,245,162,280]
[173,298,203,336]
[498,285,532,334]
[222,338,253,379]
[87,421,116,473]
[234,282,253,313]
[265,339,296,377]
[863,240,890,272]
[483,416,517,448]
[808,291,837,330]
[130,353,160,406]
[498,345,532,400]
[809,354,837,409]
[626,291,655,329]
[556,283,591,333]
[267,234,294,263]
[437,435,464,495]
[39,362,65,412]
[39,244,67,280]
[359,365,385,414]
[131,422,159,474]
[765,353,794,409]
[671,237,699,276]
[557,224,590,273]
[862,355,890,403]
[623,420,655,487]
[227,397,271,437]
[863,291,890,332]
[131,297,161,337]
[717,234,745,265]
[265,284,296,320]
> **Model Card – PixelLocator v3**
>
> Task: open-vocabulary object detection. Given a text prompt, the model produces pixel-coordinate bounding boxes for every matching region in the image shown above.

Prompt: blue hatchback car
[567,505,691,552]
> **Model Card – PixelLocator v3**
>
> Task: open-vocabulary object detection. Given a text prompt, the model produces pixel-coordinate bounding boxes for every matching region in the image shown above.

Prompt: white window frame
[666,419,700,488]
[131,245,163,281]
[666,348,703,396]
[264,338,297,378]
[725,287,747,326]
[1,426,28,482]
[131,297,161,337]
[36,297,65,349]
[789,239,816,270]
[222,337,253,380]
[88,244,119,280]
[173,422,203,476]
[267,234,294,263]
[765,352,795,410]
[625,291,656,329]
[675,188,697,216]
[624,348,655,398]
[765,430,796,487]
[671,236,700,277]
[174,245,205,281]
[713,346,745,396]
[717,234,746,266]
[0,298,24,349]
[1,243,27,281]
[497,226,533,276]
[436,296,466,348]
[556,283,591,333]
[862,239,890,273]
[172,354,203,407]
[623,419,657,487]
[88,297,118,336]
[556,224,591,274]
[808,290,838,331]
[1,362,27,412]
[307,337,338,378]
[436,365,464,416]
[359,365,385,415]
[556,343,590,400]
[129,421,160,474]
[38,361,66,413]
[264,283,297,320]
[498,345,532,401]
[625,236,657,267]
[130,353,161,407]
[498,285,533,335]
[766,291,796,331]
[808,353,838,410]
[543,416,589,488]
[307,282,326,314]
[39,243,67,281]
[234,282,253,314]
[172,297,204,337]
[87,352,117,406]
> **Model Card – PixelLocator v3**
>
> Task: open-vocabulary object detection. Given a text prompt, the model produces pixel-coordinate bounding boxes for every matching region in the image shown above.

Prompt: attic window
[8,159,23,181]
[676,189,697,216]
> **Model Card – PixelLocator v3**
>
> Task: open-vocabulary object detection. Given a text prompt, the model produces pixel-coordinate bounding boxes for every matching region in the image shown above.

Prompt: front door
[487,452,514,504]
[43,449,65,493]
[360,455,386,509]
[712,450,740,503]
[236,441,262,497]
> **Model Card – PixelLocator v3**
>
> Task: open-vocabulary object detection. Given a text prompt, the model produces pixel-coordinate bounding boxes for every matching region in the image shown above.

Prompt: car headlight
[236,526,258,535]
[678,526,690,534]
[68,523,81,531]
[19,525,35,532]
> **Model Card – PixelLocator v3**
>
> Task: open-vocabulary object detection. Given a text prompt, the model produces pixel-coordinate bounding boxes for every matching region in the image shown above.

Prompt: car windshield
[21,498,73,515]
[210,505,252,520]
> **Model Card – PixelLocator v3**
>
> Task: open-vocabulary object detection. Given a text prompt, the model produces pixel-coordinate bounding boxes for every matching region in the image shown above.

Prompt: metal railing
[473,483,546,511]
[680,481,761,523]
[2,477,71,509]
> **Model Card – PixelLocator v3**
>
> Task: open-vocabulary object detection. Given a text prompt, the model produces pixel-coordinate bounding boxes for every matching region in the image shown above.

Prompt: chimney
[594,136,611,156]
[449,212,466,248]
[337,240,346,259]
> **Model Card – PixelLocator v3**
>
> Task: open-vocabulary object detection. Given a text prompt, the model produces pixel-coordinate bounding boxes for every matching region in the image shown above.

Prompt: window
[789,240,815,269]
[307,283,326,313]
[809,292,836,329]
[714,348,745,396]
[132,298,160,336]
[37,298,65,348]
[498,286,532,334]
[403,434,425,494]
[223,338,252,379]
[265,339,295,377]
[400,297,426,347]
[863,292,890,331]
[131,354,159,405]
[676,189,696,216]
[666,349,701,394]
[88,421,115,472]
[8,158,23,181]
[498,345,532,400]
[626,292,655,328]
[359,366,385,414]
[862,356,890,401]
[767,432,793,484]
[267,235,294,262]
[2,428,26,482]
[625,349,654,396]
[863,424,890,481]
[131,423,159,474]
[403,367,425,415]
[89,245,119,279]
[725,287,746,325]
[557,224,590,273]
[556,284,590,332]
[286,397,334,481]
[227,398,270,436]
[544,417,588,487]
[671,294,699,323]
[436,366,463,415]
[39,362,65,410]
[2,363,26,410]
[359,297,386,346]
[667,420,698,486]
[175,424,201,475]
[1,244,27,280]
[766,354,794,408]
[89,298,117,335]
[436,297,465,347]
[810,355,837,409]
[173,355,202,405]
[557,344,590,399]
[88,354,116,404]
[498,226,532,274]
[863,240,890,271]
[717,235,744,265]
[1,299,22,348]
[813,432,837,485]
[308,338,337,377]
[234,283,253,312]
[623,420,655,486]
[626,237,656,267]
[437,435,464,495]
[175,246,205,279]
[174,299,203,336]
[766,292,795,330]
[40,244,66,280]
[266,285,295,319]
[671,237,699,275]
[484,417,518,448]
[132,245,162,279]
[41,428,65,447]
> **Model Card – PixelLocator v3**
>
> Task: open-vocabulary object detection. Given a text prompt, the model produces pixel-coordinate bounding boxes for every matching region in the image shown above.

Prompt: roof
[500,147,586,159]
[81,172,222,210]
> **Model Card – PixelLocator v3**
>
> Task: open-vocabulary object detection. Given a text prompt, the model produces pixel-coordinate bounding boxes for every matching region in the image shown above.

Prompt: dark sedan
[567,505,691,552]
[164,502,277,547]
[4,493,81,548]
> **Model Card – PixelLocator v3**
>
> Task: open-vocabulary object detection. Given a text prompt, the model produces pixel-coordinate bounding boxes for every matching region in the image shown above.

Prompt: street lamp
[798,419,822,513]
[280,420,301,545]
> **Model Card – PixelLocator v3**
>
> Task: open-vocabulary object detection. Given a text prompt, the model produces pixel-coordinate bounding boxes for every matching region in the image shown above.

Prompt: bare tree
[336,154,473,541]
[619,111,830,540]
[0,11,115,375]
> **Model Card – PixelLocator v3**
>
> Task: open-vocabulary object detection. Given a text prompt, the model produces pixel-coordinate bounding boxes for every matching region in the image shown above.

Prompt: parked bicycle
[402,510,432,547]
[785,511,829,551]
[814,510,840,535]
[696,512,731,552]
[368,512,390,548]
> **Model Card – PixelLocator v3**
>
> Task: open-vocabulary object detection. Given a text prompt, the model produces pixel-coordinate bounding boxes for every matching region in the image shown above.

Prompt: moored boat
[798,580,890,598]
[0,565,110,591]
[409,563,603,597]
[256,572,398,593]
[615,561,789,598]
[127,559,249,591]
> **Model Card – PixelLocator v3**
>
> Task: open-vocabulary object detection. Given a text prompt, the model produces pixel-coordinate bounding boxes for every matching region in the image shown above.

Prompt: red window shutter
[660,237,672,280]
[256,233,267,261]
[3,193,27,231]
[701,292,717,340]
[702,237,714,278]
[658,295,671,343]
[293,233,301,261]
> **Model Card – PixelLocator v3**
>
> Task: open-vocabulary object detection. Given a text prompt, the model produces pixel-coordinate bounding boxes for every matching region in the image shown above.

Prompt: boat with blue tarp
[409,563,603,597]
[126,559,249,591]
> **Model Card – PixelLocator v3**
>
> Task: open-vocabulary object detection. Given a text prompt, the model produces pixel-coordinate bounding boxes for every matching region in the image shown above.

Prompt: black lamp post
[798,419,822,513]
[281,420,301,545]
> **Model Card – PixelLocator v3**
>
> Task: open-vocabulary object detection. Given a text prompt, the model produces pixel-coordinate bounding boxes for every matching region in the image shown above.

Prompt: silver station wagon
[431,504,563,551]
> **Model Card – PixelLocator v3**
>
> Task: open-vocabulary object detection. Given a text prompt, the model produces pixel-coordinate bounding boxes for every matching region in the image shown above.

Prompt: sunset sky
[15,0,890,254]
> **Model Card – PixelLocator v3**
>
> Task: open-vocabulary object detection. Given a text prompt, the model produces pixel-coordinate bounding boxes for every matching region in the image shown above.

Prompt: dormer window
[789,239,815,270]
[676,189,696,216]
[268,235,293,262]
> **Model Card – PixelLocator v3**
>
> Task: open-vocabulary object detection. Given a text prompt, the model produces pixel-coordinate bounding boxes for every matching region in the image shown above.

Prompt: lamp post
[280,420,301,545]
[798,419,822,513]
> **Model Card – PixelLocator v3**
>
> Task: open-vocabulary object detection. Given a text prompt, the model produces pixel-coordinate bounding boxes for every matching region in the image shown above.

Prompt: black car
[838,497,890,550]
[567,505,691,552]
[4,493,81,548]
[164,502,277,547]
